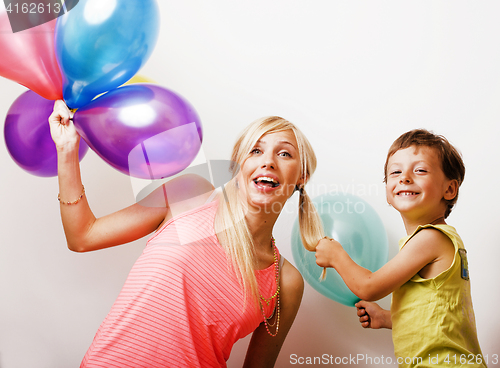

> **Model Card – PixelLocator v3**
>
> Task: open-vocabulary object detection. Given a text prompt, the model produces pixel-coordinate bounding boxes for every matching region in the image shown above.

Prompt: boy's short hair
[383,129,465,218]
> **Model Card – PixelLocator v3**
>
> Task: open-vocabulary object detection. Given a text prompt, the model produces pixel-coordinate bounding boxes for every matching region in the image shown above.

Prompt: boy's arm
[315,228,454,301]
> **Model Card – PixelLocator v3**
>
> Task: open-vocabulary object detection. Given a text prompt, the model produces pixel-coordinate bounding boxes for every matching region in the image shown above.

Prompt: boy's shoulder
[404,226,457,278]
[406,225,455,253]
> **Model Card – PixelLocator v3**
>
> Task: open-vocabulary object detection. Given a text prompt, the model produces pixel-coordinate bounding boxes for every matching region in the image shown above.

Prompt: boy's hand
[355,301,392,329]
[315,237,343,268]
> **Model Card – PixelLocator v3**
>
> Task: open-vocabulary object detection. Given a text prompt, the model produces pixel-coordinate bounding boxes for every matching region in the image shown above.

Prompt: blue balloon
[55,0,160,109]
[292,192,388,306]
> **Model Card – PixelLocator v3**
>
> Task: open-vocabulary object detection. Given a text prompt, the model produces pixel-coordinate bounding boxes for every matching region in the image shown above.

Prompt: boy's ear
[443,179,459,200]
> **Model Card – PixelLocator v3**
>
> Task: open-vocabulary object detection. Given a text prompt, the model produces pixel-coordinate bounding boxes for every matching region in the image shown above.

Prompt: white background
[1,1,499,367]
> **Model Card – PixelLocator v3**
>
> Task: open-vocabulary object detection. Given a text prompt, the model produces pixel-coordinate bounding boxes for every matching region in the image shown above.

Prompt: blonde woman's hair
[214,116,324,305]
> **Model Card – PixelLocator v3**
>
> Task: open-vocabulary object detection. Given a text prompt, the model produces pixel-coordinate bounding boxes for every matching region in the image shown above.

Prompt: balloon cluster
[292,193,388,307]
[2,0,202,179]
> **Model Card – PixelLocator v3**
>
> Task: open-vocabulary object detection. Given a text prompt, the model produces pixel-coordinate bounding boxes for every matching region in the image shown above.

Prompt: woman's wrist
[55,139,80,154]
[56,140,83,178]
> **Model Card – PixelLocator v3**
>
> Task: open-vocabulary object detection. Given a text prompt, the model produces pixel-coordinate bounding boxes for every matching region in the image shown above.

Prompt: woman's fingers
[49,101,68,126]
[48,100,80,147]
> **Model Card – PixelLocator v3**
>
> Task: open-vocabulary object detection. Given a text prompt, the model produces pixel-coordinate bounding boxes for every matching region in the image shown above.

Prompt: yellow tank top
[391,224,486,368]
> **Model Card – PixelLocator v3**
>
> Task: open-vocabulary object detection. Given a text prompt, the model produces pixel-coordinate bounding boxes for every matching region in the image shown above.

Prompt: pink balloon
[0,9,63,100]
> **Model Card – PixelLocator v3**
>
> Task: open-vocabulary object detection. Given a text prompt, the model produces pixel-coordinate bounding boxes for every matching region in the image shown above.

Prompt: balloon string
[318,236,329,281]
[141,142,155,180]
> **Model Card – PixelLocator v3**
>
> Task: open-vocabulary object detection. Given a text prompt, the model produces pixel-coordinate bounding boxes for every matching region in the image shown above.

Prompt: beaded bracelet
[58,185,85,205]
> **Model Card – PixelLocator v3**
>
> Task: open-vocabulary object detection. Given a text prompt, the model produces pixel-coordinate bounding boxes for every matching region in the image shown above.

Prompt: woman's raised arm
[49,100,215,252]
[49,100,169,252]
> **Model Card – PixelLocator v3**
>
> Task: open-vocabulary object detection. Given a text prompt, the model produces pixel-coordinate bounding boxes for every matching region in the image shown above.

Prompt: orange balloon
[124,74,157,85]
[92,75,157,101]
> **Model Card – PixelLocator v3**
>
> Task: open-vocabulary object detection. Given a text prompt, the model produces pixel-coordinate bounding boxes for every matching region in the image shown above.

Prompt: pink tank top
[80,200,278,368]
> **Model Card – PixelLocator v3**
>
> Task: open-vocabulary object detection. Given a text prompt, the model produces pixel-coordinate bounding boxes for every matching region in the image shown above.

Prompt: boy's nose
[398,170,413,183]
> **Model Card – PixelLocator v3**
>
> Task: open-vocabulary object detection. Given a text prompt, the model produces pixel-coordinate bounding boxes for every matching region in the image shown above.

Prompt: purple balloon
[73,84,203,179]
[4,90,89,177]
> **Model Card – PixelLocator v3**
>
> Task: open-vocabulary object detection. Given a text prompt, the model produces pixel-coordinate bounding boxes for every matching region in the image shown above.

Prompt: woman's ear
[443,179,459,200]
[293,175,307,196]
[297,174,308,187]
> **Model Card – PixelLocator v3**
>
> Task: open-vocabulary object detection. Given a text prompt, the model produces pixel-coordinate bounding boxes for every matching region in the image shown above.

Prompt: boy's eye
[390,170,401,175]
[415,169,427,173]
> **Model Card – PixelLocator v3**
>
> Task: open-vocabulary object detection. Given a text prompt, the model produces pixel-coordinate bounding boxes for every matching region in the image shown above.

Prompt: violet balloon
[0,9,63,100]
[73,84,203,179]
[4,90,88,177]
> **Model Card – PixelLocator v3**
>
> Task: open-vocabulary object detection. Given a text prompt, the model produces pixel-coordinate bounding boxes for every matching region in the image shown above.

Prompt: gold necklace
[259,237,280,337]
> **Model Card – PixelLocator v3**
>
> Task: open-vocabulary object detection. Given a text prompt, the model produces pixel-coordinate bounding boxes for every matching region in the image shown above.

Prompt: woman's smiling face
[237,129,303,213]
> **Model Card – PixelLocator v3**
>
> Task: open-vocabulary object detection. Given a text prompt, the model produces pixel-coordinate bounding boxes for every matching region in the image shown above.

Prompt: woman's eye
[250,148,261,154]
[278,151,291,157]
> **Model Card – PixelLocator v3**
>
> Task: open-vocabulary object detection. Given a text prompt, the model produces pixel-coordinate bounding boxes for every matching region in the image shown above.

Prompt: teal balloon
[292,192,388,306]
[55,0,160,108]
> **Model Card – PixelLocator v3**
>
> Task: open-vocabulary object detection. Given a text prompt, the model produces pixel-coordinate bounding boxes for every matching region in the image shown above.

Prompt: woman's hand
[315,237,343,269]
[48,100,80,150]
[355,301,392,329]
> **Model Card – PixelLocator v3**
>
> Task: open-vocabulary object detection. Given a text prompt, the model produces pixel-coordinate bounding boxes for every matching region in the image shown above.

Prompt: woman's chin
[247,197,287,215]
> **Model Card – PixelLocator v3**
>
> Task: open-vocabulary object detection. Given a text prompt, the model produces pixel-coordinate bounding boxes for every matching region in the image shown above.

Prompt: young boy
[315,129,486,367]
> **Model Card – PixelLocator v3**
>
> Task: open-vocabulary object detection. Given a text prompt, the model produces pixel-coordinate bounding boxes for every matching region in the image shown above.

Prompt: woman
[49,100,324,367]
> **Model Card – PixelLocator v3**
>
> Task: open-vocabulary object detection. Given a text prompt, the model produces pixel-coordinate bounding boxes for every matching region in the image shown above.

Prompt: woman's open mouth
[253,176,280,189]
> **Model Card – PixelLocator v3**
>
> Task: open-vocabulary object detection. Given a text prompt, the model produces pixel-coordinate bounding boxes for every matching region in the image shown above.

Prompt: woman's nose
[260,152,275,169]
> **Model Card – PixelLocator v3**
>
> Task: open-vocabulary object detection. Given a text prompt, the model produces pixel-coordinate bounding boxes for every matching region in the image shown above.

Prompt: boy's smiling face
[386,145,458,225]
